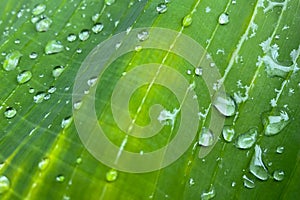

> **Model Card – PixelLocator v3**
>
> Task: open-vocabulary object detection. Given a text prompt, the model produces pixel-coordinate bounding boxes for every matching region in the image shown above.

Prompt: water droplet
[52,66,64,78]
[218,13,229,25]
[67,33,77,42]
[105,0,115,6]
[87,77,98,87]
[29,52,38,59]
[76,48,82,54]
[156,3,167,14]
[189,178,195,186]
[73,101,82,110]
[17,70,32,84]
[45,40,64,54]
[262,108,290,136]
[61,116,73,129]
[78,29,90,41]
[198,128,214,147]
[250,145,269,181]
[276,146,284,154]
[0,176,10,194]
[135,45,142,52]
[182,14,192,27]
[32,4,46,16]
[38,157,50,171]
[201,185,215,200]
[33,92,46,103]
[36,17,52,32]
[4,107,17,119]
[222,126,235,142]
[92,13,100,23]
[195,67,203,76]
[137,30,149,41]
[106,169,118,182]
[2,50,22,71]
[273,170,284,181]
[29,88,35,94]
[56,175,65,182]
[92,23,104,34]
[213,93,236,117]
[48,86,57,94]
[235,127,258,149]
[76,157,82,164]
[243,175,255,189]
[231,181,236,187]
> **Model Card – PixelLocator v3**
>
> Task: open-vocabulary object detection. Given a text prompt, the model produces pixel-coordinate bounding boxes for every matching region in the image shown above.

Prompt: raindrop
[48,86,57,94]
[17,70,32,84]
[32,4,46,16]
[29,88,35,94]
[78,29,90,41]
[156,3,167,14]
[52,66,64,78]
[276,146,284,154]
[38,157,50,171]
[73,101,82,110]
[45,40,64,54]
[87,77,98,87]
[222,126,235,142]
[201,185,215,200]
[2,50,22,71]
[198,128,214,147]
[182,14,192,27]
[92,23,104,34]
[195,67,203,76]
[0,176,10,194]
[29,52,38,59]
[243,175,255,189]
[36,17,52,32]
[105,0,115,6]
[213,93,236,117]
[250,145,269,181]
[273,170,284,181]
[106,169,118,182]
[4,107,17,119]
[61,116,73,129]
[67,33,77,42]
[262,108,290,136]
[137,30,149,41]
[235,127,258,149]
[218,13,229,25]
[33,92,46,103]
[92,13,100,23]
[56,175,65,182]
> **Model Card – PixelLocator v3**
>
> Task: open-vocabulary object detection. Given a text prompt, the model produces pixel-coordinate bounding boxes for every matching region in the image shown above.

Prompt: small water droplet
[189,178,195,186]
[29,52,38,59]
[182,14,192,27]
[32,4,46,16]
[250,145,269,181]
[243,175,255,189]
[78,29,90,41]
[195,67,203,76]
[106,169,118,182]
[61,116,73,129]
[137,30,149,42]
[235,127,258,149]
[33,92,46,103]
[198,128,214,147]
[262,108,290,136]
[73,101,82,110]
[52,66,64,78]
[92,13,100,23]
[4,107,17,119]
[231,181,236,187]
[45,40,64,54]
[201,185,215,200]
[38,157,50,171]
[76,157,82,164]
[135,45,142,52]
[0,176,10,194]
[105,0,115,6]
[222,126,235,142]
[87,77,98,87]
[213,93,236,117]
[36,17,52,32]
[48,86,57,94]
[67,33,77,42]
[76,48,82,54]
[17,70,32,84]
[2,50,22,71]
[29,88,35,94]
[156,3,167,14]
[218,13,229,25]
[92,23,104,33]
[273,170,284,181]
[56,175,65,182]
[276,146,284,154]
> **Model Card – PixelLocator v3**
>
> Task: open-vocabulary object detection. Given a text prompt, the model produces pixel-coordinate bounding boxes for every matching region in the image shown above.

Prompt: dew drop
[222,126,235,142]
[17,70,32,84]
[137,30,149,41]
[87,77,98,87]
[273,170,284,181]
[213,93,236,117]
[38,157,50,171]
[105,0,115,6]
[276,146,284,154]
[135,45,142,52]
[61,116,73,129]
[198,128,214,147]
[218,13,229,25]
[67,33,77,42]
[195,67,203,76]
[32,4,46,16]
[78,29,90,41]
[0,176,10,194]
[2,50,22,71]
[92,13,100,23]
[45,40,64,54]
[201,185,215,200]
[92,23,104,34]
[243,175,255,189]
[73,101,82,110]
[76,157,82,164]
[182,14,192,27]
[235,127,258,149]
[156,3,167,14]
[56,175,65,182]
[262,108,290,136]
[48,86,57,94]
[250,145,269,181]
[106,169,118,182]
[29,88,35,94]
[33,92,46,103]
[4,107,17,119]
[29,52,38,59]
[52,66,64,78]
[36,17,52,32]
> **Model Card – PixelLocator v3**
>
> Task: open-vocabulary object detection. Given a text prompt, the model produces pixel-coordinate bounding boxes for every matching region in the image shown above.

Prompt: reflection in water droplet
[243,175,255,189]
[156,3,167,14]
[61,116,73,129]
[213,93,236,117]
[17,70,32,84]
[56,175,65,182]
[273,170,284,181]
[67,34,77,42]
[137,30,149,41]
[222,126,235,142]
[0,176,10,194]
[2,50,22,71]
[250,145,269,181]
[276,146,284,154]
[182,14,192,27]
[4,107,17,119]
[38,157,50,171]
[36,17,52,32]
[198,128,214,147]
[32,4,46,16]
[92,23,104,34]
[79,29,90,41]
[45,40,64,54]
[106,169,118,182]
[235,127,258,149]
[201,185,215,200]
[52,66,64,78]
[262,108,290,136]
[218,13,229,25]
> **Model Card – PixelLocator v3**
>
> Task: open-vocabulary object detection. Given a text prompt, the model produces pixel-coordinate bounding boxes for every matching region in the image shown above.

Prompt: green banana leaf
[0,0,299,199]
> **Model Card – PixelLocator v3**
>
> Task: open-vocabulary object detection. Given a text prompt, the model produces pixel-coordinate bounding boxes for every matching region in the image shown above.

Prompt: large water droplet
[56,175,65,182]
[36,17,52,32]
[17,70,32,84]
[273,170,284,181]
[106,169,118,182]
[92,23,104,34]
[235,127,258,149]
[201,185,215,200]
[222,126,235,142]
[182,14,192,27]
[250,145,269,181]
[4,107,17,119]
[0,176,10,194]
[243,175,255,189]
[32,4,46,16]
[262,108,289,136]
[2,50,22,71]
[61,116,73,129]
[213,93,236,117]
[198,128,214,147]
[105,0,115,6]
[156,3,167,14]
[78,29,90,41]
[137,30,149,41]
[45,40,64,54]
[38,157,50,171]
[33,92,46,103]
[218,13,229,25]
[52,66,64,78]
[276,146,284,154]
